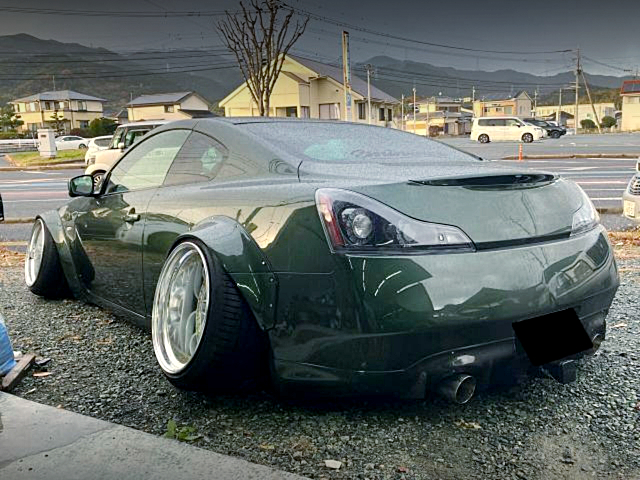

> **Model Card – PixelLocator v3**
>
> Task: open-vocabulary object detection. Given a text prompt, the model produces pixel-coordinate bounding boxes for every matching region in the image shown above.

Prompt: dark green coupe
[23,118,619,403]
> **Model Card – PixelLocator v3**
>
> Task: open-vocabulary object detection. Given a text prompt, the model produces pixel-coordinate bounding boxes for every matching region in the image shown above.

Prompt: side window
[164,132,228,186]
[105,129,190,194]
[124,128,151,148]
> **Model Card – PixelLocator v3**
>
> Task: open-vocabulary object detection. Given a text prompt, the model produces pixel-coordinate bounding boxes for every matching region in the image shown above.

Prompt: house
[409,96,471,135]
[127,92,213,122]
[620,80,640,131]
[473,91,532,118]
[219,55,398,126]
[10,90,106,134]
[534,103,616,128]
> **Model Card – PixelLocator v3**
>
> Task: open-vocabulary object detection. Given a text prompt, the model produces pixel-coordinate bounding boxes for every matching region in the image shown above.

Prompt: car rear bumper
[622,189,640,222]
[270,226,618,396]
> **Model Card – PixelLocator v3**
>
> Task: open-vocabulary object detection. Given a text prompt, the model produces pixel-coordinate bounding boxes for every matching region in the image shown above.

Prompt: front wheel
[522,133,534,143]
[91,170,105,190]
[478,134,490,143]
[25,219,70,298]
[550,130,561,139]
[152,239,268,392]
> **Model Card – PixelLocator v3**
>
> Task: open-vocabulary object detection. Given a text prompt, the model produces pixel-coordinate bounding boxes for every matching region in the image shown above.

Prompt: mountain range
[0,34,630,113]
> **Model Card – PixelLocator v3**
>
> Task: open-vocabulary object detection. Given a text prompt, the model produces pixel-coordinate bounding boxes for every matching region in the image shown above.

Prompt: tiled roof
[12,90,106,103]
[127,92,193,106]
[290,55,398,103]
[621,80,640,94]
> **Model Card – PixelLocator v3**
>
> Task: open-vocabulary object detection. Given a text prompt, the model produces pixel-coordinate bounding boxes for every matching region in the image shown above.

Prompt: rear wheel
[551,130,561,139]
[25,219,70,298]
[522,133,534,143]
[152,239,268,392]
[478,134,490,143]
[78,143,87,149]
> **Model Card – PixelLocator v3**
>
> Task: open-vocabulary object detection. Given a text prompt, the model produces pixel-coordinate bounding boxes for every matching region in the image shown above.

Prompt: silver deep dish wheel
[25,219,45,287]
[152,242,210,375]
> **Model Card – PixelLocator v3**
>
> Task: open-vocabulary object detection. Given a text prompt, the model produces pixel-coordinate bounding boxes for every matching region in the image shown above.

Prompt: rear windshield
[94,138,111,147]
[241,122,477,164]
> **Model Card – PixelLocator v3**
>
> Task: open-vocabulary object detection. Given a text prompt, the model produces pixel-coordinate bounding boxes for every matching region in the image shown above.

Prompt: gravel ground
[1,258,639,480]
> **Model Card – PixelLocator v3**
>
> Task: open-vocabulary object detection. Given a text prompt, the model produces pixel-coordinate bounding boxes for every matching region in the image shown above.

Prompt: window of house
[300,106,310,118]
[285,107,298,117]
[79,121,89,128]
[387,108,392,121]
[164,105,174,113]
[77,101,87,111]
[319,103,340,119]
[505,106,513,114]
[379,108,385,121]
[28,102,37,112]
[357,102,366,120]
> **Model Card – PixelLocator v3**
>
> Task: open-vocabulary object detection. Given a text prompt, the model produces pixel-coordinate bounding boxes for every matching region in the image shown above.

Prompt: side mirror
[68,175,94,197]
[117,141,125,151]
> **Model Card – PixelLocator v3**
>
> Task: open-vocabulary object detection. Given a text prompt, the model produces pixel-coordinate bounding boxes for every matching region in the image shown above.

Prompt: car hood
[299,160,585,245]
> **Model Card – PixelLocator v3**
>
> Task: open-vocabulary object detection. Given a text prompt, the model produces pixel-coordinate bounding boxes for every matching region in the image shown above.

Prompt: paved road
[439,132,640,160]
[0,167,84,219]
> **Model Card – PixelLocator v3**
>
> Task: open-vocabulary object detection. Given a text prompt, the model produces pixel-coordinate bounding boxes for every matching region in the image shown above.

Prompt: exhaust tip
[437,374,476,404]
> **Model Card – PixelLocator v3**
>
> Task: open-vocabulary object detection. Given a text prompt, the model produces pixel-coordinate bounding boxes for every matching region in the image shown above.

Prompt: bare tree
[218,0,308,116]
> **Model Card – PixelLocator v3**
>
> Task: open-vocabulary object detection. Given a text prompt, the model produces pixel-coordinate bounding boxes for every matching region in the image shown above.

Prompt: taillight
[315,188,475,254]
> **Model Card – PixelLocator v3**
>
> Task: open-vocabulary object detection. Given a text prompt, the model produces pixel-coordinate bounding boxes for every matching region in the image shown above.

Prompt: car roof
[117,120,169,128]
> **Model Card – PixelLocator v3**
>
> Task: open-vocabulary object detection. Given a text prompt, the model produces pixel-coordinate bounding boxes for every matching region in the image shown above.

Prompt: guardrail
[0,139,38,154]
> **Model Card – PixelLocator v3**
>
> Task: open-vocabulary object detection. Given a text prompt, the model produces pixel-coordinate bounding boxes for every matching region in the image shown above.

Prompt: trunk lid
[299,160,583,246]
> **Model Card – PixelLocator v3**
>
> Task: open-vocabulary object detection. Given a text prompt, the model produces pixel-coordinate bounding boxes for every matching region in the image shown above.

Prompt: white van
[85,120,167,187]
[471,117,544,143]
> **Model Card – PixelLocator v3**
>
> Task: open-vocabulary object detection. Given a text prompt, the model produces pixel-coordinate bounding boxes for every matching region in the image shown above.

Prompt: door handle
[123,208,140,223]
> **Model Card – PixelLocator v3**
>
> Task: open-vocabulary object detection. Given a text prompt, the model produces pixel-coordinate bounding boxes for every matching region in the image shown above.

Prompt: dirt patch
[0,246,23,268]
[608,230,640,260]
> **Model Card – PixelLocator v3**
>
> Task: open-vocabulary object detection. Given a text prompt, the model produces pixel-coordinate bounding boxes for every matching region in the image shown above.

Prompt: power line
[0,6,234,17]
[280,2,573,55]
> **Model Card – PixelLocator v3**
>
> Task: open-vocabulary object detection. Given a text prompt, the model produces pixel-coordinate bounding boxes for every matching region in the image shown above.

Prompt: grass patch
[8,149,85,167]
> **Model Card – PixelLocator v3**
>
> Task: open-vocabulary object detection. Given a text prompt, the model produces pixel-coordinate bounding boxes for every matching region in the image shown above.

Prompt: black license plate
[512,309,593,366]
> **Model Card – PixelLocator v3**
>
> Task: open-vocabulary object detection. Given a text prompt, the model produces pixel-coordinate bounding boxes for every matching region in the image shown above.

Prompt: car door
[73,129,191,315]
[503,118,521,140]
[488,118,505,140]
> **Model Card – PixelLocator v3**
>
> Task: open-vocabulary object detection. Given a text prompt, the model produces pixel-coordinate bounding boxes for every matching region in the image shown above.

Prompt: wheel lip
[152,241,211,376]
[25,218,45,287]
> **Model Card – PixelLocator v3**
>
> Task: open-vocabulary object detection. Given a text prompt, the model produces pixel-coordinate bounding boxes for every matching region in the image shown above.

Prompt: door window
[163,132,228,186]
[105,129,190,194]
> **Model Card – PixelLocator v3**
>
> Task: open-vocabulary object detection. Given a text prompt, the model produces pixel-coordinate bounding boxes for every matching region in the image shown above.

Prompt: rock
[324,459,342,470]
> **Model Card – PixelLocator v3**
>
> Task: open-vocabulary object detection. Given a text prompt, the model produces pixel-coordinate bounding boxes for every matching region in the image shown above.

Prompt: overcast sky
[0,0,637,76]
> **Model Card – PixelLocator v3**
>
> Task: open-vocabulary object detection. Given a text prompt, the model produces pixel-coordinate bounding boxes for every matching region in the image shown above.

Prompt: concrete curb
[0,163,83,171]
[502,153,640,160]
[597,207,623,214]
[2,217,35,224]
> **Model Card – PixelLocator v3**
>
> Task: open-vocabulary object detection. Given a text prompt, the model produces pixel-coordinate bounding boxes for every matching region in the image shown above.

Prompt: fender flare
[168,216,278,331]
[36,210,91,302]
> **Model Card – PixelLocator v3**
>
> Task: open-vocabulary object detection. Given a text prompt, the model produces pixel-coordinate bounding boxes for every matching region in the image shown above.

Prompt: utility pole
[557,88,562,124]
[52,75,56,91]
[533,87,538,117]
[581,69,602,133]
[366,64,372,125]
[472,86,475,104]
[412,87,416,134]
[575,48,581,134]
[341,31,352,122]
[401,94,405,131]
[426,96,430,137]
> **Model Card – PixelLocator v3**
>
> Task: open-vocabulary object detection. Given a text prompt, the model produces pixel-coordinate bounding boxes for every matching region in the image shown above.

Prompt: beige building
[473,91,532,118]
[11,90,105,133]
[620,80,640,131]
[219,55,398,126]
[127,92,213,122]
[534,103,616,128]
[409,96,470,135]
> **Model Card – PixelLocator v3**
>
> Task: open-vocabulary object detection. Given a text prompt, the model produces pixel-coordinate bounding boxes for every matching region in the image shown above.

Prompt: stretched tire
[478,134,490,143]
[25,218,70,298]
[522,133,534,143]
[152,239,268,392]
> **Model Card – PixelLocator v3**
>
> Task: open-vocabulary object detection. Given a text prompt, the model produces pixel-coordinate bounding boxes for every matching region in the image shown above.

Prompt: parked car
[84,135,113,166]
[55,135,88,150]
[22,118,618,402]
[523,118,566,139]
[85,120,167,187]
[622,161,640,222]
[471,117,544,143]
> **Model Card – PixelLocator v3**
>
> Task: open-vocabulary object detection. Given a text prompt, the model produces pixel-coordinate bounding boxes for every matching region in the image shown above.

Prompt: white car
[55,135,88,150]
[85,120,167,187]
[84,135,113,165]
[471,117,544,143]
